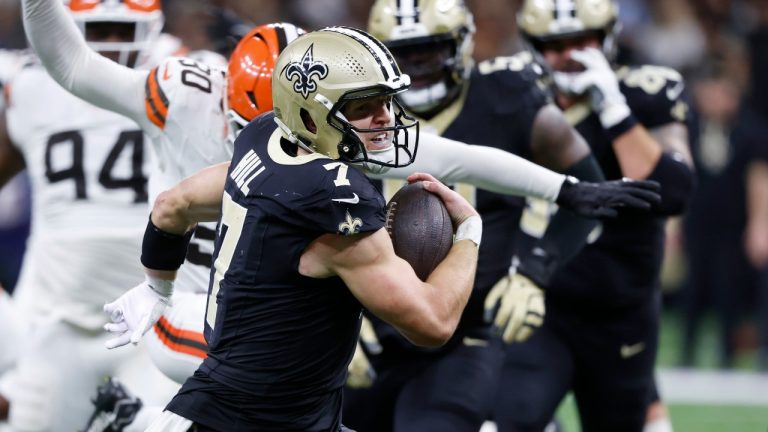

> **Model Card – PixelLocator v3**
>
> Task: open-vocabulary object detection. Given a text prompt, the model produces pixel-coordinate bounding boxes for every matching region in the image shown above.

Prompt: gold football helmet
[367,0,475,118]
[272,27,419,169]
[518,0,619,58]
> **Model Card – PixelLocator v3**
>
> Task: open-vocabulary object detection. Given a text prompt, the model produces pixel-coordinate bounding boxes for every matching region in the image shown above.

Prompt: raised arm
[21,0,149,126]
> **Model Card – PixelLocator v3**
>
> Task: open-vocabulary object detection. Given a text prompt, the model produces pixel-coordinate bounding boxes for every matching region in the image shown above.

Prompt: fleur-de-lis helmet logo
[338,211,363,235]
[283,44,329,99]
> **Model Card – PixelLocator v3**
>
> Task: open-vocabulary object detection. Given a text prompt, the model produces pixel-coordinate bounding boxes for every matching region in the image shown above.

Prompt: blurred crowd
[1,0,768,371]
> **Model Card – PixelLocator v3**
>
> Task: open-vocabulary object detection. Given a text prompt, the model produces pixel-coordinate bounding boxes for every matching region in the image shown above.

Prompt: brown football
[385,181,454,281]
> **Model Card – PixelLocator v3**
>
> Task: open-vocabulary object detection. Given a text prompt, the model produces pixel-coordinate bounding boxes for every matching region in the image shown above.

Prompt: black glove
[555,176,661,218]
[517,247,558,287]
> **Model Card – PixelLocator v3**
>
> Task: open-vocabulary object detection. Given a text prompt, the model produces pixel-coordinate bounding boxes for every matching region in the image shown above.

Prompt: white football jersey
[137,57,230,192]
[136,56,231,294]
[0,49,28,110]
[6,60,151,329]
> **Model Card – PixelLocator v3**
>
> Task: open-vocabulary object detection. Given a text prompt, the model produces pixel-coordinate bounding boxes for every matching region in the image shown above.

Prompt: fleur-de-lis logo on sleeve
[283,44,329,99]
[338,211,363,235]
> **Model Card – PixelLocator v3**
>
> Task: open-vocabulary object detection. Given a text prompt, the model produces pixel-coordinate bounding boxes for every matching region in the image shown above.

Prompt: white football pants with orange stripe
[145,291,208,384]
[6,317,179,432]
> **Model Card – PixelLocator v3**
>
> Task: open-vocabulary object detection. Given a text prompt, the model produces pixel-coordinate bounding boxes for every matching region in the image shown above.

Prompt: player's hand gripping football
[406,172,480,232]
[552,47,629,129]
[484,265,545,343]
[103,276,173,349]
[347,317,382,389]
[556,176,661,218]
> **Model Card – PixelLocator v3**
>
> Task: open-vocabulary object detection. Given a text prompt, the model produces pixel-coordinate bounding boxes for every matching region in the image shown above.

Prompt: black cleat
[83,377,143,432]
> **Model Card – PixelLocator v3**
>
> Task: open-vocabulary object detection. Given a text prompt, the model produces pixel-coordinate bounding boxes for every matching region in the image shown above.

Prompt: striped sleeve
[144,66,170,129]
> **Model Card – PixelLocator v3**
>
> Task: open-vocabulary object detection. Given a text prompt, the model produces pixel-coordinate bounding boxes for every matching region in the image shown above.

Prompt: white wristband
[455,215,482,247]
[146,275,174,298]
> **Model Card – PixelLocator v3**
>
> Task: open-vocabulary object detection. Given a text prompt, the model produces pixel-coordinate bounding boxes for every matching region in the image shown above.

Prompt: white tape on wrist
[455,215,482,247]
[146,275,174,298]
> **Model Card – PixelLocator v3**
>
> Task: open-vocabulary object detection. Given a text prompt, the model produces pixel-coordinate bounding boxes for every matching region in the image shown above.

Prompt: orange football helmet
[226,22,305,136]
[68,0,164,66]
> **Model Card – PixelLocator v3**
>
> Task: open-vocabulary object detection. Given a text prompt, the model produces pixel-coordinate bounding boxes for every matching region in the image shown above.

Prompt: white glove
[484,271,545,343]
[552,47,630,128]
[103,276,173,349]
[346,317,381,388]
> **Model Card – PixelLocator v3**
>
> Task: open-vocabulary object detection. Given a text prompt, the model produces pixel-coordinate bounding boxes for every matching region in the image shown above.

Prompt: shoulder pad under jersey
[471,51,551,115]
[144,56,226,130]
[617,64,691,128]
[475,51,547,91]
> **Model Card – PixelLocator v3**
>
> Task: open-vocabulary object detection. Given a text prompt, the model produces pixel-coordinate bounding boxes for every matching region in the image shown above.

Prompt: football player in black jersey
[341,1,646,431]
[106,27,483,431]
[491,1,696,431]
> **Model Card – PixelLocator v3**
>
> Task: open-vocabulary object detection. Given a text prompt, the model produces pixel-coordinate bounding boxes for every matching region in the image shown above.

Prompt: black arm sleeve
[647,152,696,216]
[140,216,194,271]
[519,155,604,286]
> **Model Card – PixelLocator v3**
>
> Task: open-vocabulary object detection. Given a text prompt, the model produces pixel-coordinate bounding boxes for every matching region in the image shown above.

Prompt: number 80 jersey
[140,56,230,199]
[138,56,231,294]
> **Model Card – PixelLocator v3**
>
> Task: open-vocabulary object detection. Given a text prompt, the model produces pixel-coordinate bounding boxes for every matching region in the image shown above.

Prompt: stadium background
[1,0,767,430]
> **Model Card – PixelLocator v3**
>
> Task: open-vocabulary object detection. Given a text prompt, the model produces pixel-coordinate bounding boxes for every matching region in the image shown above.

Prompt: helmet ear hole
[300,108,317,134]
[245,91,259,112]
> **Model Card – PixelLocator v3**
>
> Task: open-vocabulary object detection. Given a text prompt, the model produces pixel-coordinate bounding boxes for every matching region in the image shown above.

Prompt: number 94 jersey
[5,60,150,329]
[6,60,149,237]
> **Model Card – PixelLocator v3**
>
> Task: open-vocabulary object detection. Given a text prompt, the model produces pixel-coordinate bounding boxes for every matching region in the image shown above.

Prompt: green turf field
[556,395,768,432]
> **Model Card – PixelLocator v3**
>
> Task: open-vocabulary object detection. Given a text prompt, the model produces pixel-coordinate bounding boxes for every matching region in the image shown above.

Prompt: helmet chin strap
[343,122,396,174]
[399,81,448,114]
[273,117,315,154]
[357,145,396,175]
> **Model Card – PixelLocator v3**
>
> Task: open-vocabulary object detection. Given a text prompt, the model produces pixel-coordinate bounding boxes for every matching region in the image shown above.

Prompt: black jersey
[522,64,693,308]
[446,53,552,330]
[167,113,386,431]
[373,51,551,342]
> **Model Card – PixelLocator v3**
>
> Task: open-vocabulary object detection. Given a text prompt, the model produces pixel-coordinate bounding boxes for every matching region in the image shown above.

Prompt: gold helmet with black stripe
[368,0,475,118]
[272,27,419,170]
[518,0,620,59]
